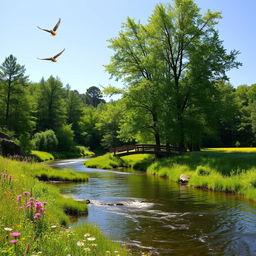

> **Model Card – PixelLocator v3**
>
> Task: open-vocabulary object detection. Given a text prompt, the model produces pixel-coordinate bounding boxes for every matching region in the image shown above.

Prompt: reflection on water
[49,159,256,256]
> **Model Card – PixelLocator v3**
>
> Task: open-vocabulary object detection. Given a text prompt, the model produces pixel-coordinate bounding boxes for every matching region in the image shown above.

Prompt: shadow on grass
[154,151,256,176]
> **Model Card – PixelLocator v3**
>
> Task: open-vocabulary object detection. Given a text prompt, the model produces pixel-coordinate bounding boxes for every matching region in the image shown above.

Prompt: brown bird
[38,49,65,62]
[37,18,61,36]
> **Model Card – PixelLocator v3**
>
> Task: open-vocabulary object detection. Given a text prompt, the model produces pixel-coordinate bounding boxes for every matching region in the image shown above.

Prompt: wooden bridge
[109,144,180,157]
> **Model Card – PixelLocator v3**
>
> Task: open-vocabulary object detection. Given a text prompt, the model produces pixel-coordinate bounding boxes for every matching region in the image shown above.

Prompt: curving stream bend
[49,158,256,256]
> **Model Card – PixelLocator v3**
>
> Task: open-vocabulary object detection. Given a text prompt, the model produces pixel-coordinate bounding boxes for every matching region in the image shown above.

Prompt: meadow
[0,156,131,256]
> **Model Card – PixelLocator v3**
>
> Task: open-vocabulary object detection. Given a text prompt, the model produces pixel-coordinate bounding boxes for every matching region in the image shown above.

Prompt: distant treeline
[1,1,256,153]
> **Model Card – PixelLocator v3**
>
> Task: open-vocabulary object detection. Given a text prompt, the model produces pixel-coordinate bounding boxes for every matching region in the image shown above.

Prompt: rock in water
[179,174,190,183]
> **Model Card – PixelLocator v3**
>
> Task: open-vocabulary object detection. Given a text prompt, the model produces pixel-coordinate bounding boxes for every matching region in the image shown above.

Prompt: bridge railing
[109,144,179,156]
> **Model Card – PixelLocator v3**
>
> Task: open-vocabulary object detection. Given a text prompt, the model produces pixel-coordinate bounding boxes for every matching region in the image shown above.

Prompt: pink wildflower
[23,191,30,196]
[9,175,12,181]
[26,201,34,208]
[29,197,35,201]
[17,195,22,201]
[18,206,24,210]
[43,201,47,205]
[35,202,43,211]
[9,232,21,237]
[10,239,18,244]
[34,213,42,219]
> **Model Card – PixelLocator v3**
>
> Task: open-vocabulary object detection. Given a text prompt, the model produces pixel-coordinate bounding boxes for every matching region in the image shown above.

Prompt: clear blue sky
[1,0,255,93]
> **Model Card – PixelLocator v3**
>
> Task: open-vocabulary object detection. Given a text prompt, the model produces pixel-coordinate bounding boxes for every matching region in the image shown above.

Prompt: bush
[33,130,58,152]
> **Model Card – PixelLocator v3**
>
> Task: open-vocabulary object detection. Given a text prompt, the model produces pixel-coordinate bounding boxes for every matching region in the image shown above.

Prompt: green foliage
[78,106,102,150]
[105,0,241,150]
[19,133,33,155]
[97,101,124,149]
[82,86,105,107]
[74,145,95,157]
[56,124,75,151]
[33,129,58,152]
[0,55,34,136]
[36,76,67,131]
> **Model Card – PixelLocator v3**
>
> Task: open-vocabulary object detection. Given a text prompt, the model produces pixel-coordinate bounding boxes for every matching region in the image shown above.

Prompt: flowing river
[49,158,256,256]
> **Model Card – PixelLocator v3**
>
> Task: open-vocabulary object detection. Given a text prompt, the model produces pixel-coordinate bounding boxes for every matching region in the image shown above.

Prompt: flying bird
[37,18,61,36]
[38,49,65,62]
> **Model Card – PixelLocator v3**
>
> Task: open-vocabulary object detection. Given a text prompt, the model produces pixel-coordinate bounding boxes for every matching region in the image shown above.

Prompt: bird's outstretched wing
[53,18,61,32]
[37,26,52,33]
[54,48,65,59]
[37,57,52,61]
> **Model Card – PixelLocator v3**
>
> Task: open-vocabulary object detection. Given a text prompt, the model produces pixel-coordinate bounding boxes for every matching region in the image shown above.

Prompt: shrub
[33,130,58,152]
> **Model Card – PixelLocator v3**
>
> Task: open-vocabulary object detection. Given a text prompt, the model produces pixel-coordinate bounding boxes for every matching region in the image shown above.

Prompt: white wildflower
[87,237,96,241]
[4,227,12,231]
[77,241,84,247]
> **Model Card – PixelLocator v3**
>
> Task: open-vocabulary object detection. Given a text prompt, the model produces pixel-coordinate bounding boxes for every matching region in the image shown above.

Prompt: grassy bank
[148,148,256,201]
[85,153,153,170]
[10,159,89,182]
[31,150,55,161]
[31,146,95,162]
[86,148,256,201]
[0,156,131,256]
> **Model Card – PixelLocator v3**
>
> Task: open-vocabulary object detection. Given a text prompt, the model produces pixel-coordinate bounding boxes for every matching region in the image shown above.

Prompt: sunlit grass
[85,153,127,169]
[147,149,256,201]
[0,156,131,256]
[203,147,256,153]
[31,150,54,161]
[85,153,154,171]
[6,159,89,182]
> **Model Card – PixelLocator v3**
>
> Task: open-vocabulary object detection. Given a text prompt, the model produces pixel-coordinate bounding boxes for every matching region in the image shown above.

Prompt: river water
[49,158,256,256]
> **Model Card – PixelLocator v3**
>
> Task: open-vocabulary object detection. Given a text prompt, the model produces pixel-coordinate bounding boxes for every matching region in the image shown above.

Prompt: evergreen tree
[36,76,66,131]
[0,55,34,135]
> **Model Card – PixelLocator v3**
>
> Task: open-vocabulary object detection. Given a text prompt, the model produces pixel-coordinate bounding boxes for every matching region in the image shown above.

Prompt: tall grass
[31,150,55,161]
[0,156,131,256]
[5,159,89,182]
[147,148,256,201]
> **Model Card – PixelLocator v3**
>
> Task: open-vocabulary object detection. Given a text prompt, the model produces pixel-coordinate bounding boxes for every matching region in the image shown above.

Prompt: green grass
[0,156,131,256]
[12,160,89,182]
[85,153,128,169]
[85,153,154,171]
[31,150,55,161]
[121,154,155,170]
[147,148,256,201]
[31,146,95,162]
[53,146,95,159]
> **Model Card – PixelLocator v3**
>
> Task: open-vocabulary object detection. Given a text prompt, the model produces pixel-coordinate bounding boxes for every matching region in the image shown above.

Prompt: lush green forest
[0,1,255,157]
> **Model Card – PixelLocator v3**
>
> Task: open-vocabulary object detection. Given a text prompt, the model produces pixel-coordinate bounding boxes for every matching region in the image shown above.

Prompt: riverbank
[85,148,256,201]
[0,156,131,256]
[31,147,95,162]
